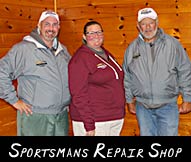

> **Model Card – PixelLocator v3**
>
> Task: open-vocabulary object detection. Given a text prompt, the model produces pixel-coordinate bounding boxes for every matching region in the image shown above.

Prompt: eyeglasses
[86,30,103,36]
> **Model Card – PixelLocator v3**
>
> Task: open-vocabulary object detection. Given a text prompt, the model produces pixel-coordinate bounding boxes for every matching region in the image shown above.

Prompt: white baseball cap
[38,10,59,25]
[138,8,158,22]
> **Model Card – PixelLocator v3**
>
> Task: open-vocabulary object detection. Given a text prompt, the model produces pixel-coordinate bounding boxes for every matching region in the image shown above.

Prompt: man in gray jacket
[0,10,71,136]
[122,7,191,136]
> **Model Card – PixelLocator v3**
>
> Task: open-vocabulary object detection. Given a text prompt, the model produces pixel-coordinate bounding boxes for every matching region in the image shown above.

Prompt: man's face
[39,16,60,43]
[137,18,158,41]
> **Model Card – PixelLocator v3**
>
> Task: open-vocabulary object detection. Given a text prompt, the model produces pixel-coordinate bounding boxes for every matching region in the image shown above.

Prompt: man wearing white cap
[122,7,191,136]
[0,10,71,136]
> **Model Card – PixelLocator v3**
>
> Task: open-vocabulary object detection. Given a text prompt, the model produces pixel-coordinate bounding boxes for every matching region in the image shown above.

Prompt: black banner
[0,136,189,162]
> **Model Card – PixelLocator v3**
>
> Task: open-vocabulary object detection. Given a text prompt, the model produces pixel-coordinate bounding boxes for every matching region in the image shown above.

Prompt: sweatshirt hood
[23,27,62,55]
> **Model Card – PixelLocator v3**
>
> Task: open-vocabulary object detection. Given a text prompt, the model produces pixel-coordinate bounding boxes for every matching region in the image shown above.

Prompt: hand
[127,98,136,114]
[127,103,136,114]
[179,102,191,114]
[13,100,32,116]
[86,130,95,136]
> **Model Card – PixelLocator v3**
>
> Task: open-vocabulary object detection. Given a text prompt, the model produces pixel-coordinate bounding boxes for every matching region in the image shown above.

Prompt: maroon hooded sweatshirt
[68,45,126,131]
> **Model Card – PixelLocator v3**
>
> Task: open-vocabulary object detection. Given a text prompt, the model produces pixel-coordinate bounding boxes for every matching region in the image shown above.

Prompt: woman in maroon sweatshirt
[68,21,126,136]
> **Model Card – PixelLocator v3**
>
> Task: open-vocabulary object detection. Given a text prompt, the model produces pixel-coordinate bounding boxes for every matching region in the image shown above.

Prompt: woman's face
[83,24,104,50]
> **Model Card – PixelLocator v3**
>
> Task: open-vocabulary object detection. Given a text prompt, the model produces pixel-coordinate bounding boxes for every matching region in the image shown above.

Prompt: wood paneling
[0,0,55,136]
[0,0,54,8]
[0,0,191,136]
[0,33,26,48]
[59,0,191,136]
[0,100,16,136]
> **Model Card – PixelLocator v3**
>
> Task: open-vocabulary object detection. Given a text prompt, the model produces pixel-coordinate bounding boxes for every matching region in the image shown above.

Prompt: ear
[136,22,139,29]
[136,22,141,31]
[83,34,86,41]
[37,23,41,34]
[57,24,60,30]
[156,19,159,26]
[38,22,41,29]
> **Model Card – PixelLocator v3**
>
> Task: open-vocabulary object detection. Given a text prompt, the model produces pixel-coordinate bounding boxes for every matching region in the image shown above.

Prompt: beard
[44,30,57,41]
[140,27,158,40]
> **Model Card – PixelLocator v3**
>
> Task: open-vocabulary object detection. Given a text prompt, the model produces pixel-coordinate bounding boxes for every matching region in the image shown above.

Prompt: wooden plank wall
[57,0,191,64]
[0,0,55,135]
[0,0,191,136]
[57,0,191,136]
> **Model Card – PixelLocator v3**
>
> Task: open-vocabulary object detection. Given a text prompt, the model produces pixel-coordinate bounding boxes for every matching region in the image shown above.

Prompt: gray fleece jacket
[123,28,191,107]
[0,28,71,114]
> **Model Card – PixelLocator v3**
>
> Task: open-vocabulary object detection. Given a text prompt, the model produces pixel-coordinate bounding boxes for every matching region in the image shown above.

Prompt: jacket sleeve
[176,42,191,102]
[122,47,134,103]
[0,45,24,105]
[68,51,95,131]
[60,43,72,63]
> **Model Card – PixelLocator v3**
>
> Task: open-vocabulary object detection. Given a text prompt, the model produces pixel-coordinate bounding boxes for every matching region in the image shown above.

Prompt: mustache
[46,30,55,33]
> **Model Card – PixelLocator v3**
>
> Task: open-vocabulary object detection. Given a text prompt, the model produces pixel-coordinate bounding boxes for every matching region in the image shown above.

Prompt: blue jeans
[136,102,179,136]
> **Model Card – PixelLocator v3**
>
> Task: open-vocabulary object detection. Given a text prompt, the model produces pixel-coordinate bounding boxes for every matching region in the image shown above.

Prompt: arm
[0,46,32,115]
[68,51,95,132]
[176,42,191,113]
[122,48,136,114]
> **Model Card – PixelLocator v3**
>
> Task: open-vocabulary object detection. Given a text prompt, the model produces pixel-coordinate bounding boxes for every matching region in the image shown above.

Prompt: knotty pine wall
[0,0,55,135]
[0,0,191,136]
